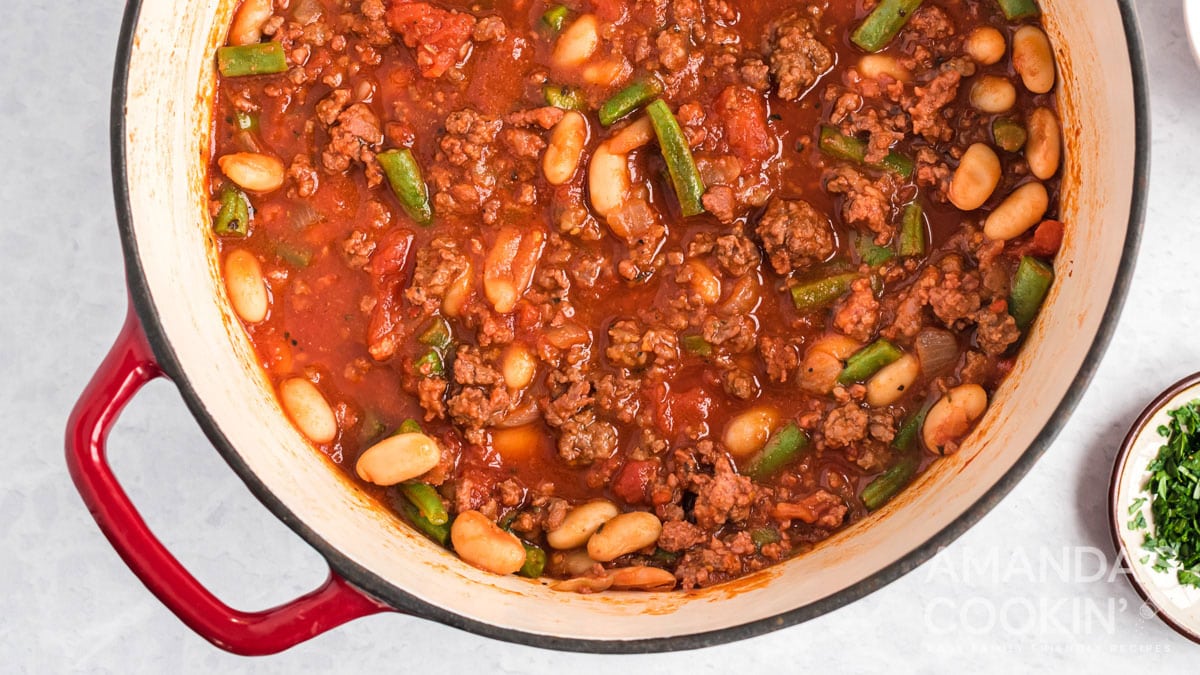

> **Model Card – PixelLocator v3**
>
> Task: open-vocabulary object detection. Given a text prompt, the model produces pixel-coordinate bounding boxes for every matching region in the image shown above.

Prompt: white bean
[587,511,662,562]
[552,14,599,69]
[723,407,780,459]
[501,343,537,391]
[450,510,527,576]
[1025,107,1062,180]
[218,152,285,193]
[857,54,911,82]
[223,248,268,323]
[483,227,545,314]
[355,432,441,486]
[543,111,588,186]
[799,335,862,395]
[983,182,1049,241]
[948,143,1002,211]
[547,500,620,550]
[278,377,337,444]
[964,26,1006,65]
[969,76,1017,113]
[608,117,654,154]
[229,0,273,46]
[866,354,921,408]
[922,384,988,454]
[1012,25,1056,94]
[583,58,629,86]
[608,566,677,591]
[441,261,473,317]
[588,141,631,217]
[685,259,721,305]
[551,575,613,593]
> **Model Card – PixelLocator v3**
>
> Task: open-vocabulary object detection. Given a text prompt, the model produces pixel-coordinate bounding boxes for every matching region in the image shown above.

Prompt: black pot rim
[108,0,1151,654]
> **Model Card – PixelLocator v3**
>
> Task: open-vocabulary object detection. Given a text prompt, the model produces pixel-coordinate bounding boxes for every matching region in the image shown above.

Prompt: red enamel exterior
[64,303,391,655]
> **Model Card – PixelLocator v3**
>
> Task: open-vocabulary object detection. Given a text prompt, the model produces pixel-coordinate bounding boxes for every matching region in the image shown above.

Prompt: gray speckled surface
[3,0,1199,671]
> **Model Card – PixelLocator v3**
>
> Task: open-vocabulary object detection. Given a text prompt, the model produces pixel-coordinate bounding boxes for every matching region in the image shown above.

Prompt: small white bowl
[1110,372,1200,644]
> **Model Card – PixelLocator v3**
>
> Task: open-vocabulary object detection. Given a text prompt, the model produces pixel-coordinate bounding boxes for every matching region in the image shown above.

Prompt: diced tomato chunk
[613,460,657,504]
[386,1,475,79]
[366,228,415,360]
[1027,220,1065,258]
[715,85,774,166]
[652,382,715,437]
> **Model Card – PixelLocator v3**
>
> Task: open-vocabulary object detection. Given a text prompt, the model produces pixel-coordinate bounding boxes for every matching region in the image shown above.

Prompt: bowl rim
[107,0,1151,653]
[1108,371,1200,646]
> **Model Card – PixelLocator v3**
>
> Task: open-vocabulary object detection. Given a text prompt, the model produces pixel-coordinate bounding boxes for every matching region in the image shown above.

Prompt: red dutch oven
[66,0,1150,655]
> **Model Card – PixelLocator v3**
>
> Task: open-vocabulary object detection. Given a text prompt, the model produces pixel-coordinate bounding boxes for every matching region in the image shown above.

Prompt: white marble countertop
[3,0,1198,671]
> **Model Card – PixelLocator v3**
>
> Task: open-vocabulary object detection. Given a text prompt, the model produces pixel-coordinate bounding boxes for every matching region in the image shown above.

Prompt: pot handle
[65,303,391,655]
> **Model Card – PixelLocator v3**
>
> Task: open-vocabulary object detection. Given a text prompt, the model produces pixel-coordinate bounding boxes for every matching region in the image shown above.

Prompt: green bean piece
[598,78,663,126]
[861,454,920,511]
[400,482,449,526]
[818,126,915,178]
[217,42,288,77]
[838,339,904,384]
[414,349,444,377]
[213,184,251,236]
[397,418,424,435]
[857,233,894,267]
[790,273,860,312]
[898,202,926,257]
[996,0,1040,20]
[851,0,925,53]
[646,99,706,217]
[750,527,782,548]
[377,149,433,225]
[274,242,312,267]
[542,4,570,31]
[419,317,453,351]
[681,335,713,357]
[651,548,680,565]
[518,542,547,578]
[745,423,810,481]
[1009,256,1054,330]
[234,110,259,132]
[992,118,1028,153]
[392,495,450,546]
[543,84,586,111]
[892,402,932,452]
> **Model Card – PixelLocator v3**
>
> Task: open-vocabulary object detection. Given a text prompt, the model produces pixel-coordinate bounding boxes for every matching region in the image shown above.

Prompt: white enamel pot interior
[114,0,1148,652]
